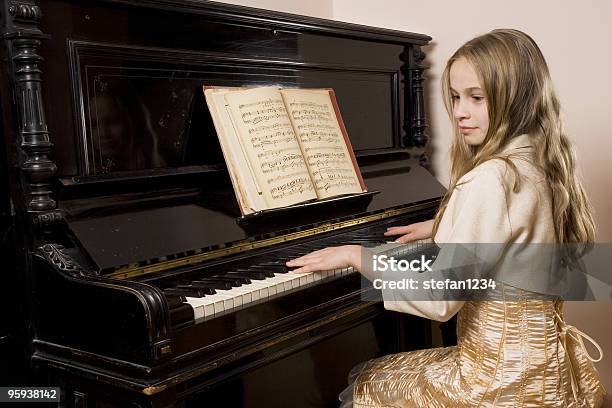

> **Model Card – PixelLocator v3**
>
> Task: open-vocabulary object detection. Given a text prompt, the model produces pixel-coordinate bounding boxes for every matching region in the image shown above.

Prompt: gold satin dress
[341,138,606,407]
[342,286,606,407]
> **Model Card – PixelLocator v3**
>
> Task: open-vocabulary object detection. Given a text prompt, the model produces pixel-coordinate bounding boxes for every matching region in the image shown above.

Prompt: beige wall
[221,0,612,391]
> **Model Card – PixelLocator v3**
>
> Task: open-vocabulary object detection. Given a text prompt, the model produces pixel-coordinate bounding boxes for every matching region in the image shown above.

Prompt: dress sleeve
[383,299,464,322]
[438,169,512,244]
[381,168,513,321]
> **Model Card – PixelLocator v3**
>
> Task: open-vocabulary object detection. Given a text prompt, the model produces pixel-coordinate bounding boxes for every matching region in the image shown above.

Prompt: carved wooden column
[2,1,61,233]
[400,45,429,167]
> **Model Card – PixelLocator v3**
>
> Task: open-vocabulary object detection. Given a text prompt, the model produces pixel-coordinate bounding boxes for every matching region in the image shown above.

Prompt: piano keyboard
[164,228,431,322]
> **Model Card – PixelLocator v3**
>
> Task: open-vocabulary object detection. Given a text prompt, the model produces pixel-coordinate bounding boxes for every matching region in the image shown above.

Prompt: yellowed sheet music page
[204,88,267,214]
[281,89,362,199]
[224,87,316,209]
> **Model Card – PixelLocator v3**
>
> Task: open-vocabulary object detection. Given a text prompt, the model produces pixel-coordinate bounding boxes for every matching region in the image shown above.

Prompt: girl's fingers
[291,262,322,274]
[384,227,413,236]
[286,256,322,267]
[394,233,414,243]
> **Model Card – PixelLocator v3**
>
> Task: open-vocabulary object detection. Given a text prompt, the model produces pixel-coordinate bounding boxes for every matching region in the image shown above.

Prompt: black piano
[0,1,445,406]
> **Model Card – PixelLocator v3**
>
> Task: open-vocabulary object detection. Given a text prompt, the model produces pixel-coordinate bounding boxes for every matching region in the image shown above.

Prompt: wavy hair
[432,29,595,245]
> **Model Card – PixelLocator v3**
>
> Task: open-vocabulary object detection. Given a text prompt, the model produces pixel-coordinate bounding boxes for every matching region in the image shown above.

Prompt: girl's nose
[453,99,470,120]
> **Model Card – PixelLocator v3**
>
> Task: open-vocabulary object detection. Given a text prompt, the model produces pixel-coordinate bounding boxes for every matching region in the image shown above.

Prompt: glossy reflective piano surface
[1,0,442,406]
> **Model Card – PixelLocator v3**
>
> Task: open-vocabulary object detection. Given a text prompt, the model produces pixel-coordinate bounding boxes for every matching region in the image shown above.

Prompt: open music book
[204,86,367,215]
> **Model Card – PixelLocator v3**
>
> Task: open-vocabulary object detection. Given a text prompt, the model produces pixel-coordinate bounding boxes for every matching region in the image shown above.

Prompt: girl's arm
[384,219,434,243]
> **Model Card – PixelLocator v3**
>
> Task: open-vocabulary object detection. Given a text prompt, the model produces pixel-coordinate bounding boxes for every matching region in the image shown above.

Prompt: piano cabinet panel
[33,309,430,408]
[31,245,173,366]
[184,312,430,408]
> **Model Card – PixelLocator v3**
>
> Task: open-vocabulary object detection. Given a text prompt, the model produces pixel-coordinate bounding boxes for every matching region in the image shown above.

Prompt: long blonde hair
[433,29,595,244]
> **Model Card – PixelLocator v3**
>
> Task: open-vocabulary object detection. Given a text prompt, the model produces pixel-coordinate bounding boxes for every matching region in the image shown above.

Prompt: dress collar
[501,133,532,154]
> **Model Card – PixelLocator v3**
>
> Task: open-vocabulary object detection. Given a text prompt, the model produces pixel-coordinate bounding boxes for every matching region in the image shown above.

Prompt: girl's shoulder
[456,159,509,190]
[446,152,554,244]
[459,153,545,188]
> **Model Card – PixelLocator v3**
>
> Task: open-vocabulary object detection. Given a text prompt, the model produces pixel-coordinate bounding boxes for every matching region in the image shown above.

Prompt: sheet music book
[204,86,367,215]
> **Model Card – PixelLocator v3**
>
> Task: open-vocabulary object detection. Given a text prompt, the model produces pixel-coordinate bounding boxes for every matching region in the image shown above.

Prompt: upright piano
[0,0,445,406]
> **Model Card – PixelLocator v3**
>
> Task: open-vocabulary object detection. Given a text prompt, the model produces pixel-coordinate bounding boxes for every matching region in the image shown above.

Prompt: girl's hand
[286,245,362,274]
[383,219,434,243]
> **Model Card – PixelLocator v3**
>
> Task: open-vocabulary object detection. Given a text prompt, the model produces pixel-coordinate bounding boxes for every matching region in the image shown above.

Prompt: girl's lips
[459,126,477,134]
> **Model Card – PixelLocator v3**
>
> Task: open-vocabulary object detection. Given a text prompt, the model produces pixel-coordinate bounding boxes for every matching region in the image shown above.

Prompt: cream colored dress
[343,135,607,407]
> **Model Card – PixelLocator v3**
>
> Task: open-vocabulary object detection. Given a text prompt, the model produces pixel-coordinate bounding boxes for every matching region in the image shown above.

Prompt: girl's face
[450,58,489,145]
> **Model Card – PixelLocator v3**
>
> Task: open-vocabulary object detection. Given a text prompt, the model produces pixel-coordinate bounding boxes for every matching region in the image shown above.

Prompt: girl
[286,29,606,407]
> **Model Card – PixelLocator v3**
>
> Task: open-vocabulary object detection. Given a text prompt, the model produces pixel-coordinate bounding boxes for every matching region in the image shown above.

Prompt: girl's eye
[472,96,484,102]
[451,95,459,100]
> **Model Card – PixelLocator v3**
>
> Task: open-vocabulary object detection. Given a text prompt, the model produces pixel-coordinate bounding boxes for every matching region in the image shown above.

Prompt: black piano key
[300,242,325,249]
[342,240,382,248]
[253,263,289,273]
[231,257,278,270]
[248,255,278,264]
[221,272,253,283]
[234,268,275,278]
[226,271,267,280]
[264,257,292,263]
[344,236,381,241]
[177,283,217,295]
[165,288,208,298]
[206,276,243,287]
[191,280,233,290]
[284,249,310,257]
[249,264,288,278]
[348,236,379,242]
[283,247,307,252]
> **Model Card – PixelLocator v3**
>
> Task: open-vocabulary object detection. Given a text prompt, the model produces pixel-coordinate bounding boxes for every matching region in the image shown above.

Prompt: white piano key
[247,280,271,298]
[207,292,235,315]
[278,275,297,291]
[256,276,286,297]
[248,283,265,300]
[224,287,249,305]
[267,276,286,294]
[185,297,206,320]
[279,272,303,290]
[298,274,310,286]
[291,273,309,288]
[185,296,214,319]
[235,290,255,304]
